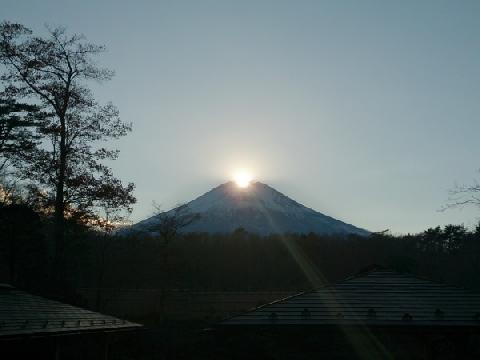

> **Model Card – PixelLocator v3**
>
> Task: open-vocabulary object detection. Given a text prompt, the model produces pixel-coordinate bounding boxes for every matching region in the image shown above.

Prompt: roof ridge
[219,290,309,323]
[0,286,142,338]
[341,266,477,294]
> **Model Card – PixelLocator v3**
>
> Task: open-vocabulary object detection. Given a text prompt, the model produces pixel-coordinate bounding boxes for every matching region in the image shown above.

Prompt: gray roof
[220,268,480,328]
[0,284,142,338]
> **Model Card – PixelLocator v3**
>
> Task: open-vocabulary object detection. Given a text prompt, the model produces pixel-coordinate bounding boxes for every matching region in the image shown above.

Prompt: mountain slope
[126,181,369,236]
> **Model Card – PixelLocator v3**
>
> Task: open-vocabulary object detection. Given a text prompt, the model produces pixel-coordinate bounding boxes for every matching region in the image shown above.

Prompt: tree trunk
[53,115,67,288]
[95,237,108,311]
[8,226,16,285]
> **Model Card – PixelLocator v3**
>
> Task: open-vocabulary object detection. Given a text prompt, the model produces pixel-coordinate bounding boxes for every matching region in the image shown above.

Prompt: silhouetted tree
[92,207,123,311]
[0,175,21,206]
[0,22,135,284]
[445,170,480,211]
[152,204,200,246]
[0,203,46,287]
[443,224,467,253]
[0,96,41,170]
[420,226,444,253]
[13,223,478,298]
[149,204,199,317]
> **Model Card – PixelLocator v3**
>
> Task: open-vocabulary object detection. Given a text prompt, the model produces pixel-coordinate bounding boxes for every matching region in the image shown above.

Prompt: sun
[233,170,253,188]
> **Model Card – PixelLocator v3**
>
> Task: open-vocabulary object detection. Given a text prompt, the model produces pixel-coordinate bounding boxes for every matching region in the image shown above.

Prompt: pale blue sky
[3,0,480,233]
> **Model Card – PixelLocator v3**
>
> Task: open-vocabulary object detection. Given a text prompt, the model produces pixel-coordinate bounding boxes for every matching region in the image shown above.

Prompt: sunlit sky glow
[233,169,253,188]
[3,0,480,233]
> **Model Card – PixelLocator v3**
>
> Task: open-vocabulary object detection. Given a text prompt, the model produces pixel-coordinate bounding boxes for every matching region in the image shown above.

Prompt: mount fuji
[124,181,369,236]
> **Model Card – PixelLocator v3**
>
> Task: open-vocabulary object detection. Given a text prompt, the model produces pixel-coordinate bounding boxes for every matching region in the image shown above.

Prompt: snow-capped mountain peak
[125,182,369,236]
[187,181,311,213]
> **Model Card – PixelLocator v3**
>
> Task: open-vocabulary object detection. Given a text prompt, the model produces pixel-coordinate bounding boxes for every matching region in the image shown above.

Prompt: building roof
[220,268,480,328]
[0,284,142,338]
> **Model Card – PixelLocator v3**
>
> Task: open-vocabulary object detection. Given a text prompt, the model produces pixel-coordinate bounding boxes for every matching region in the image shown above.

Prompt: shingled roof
[220,268,480,327]
[0,284,142,338]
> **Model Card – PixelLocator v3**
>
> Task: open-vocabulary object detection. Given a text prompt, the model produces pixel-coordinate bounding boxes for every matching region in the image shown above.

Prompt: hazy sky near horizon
[3,0,480,233]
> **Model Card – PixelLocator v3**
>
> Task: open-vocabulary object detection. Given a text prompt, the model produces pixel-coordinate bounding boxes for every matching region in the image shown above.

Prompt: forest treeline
[2,203,480,301]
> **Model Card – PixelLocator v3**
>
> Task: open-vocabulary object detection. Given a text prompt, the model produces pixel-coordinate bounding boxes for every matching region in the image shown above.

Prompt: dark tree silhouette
[446,176,480,209]
[0,96,40,170]
[152,203,200,246]
[0,203,46,286]
[147,204,199,317]
[0,22,135,284]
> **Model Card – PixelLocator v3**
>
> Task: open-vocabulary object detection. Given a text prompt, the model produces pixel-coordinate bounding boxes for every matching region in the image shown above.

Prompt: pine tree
[0,96,40,170]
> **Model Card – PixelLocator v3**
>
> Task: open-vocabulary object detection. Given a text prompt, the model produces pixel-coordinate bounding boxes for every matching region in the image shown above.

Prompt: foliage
[0,22,135,277]
[1,196,479,306]
[0,96,41,170]
[31,223,479,293]
[0,203,47,289]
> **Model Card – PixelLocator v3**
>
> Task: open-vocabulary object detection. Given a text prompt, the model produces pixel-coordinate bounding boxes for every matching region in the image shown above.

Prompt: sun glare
[233,170,253,188]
